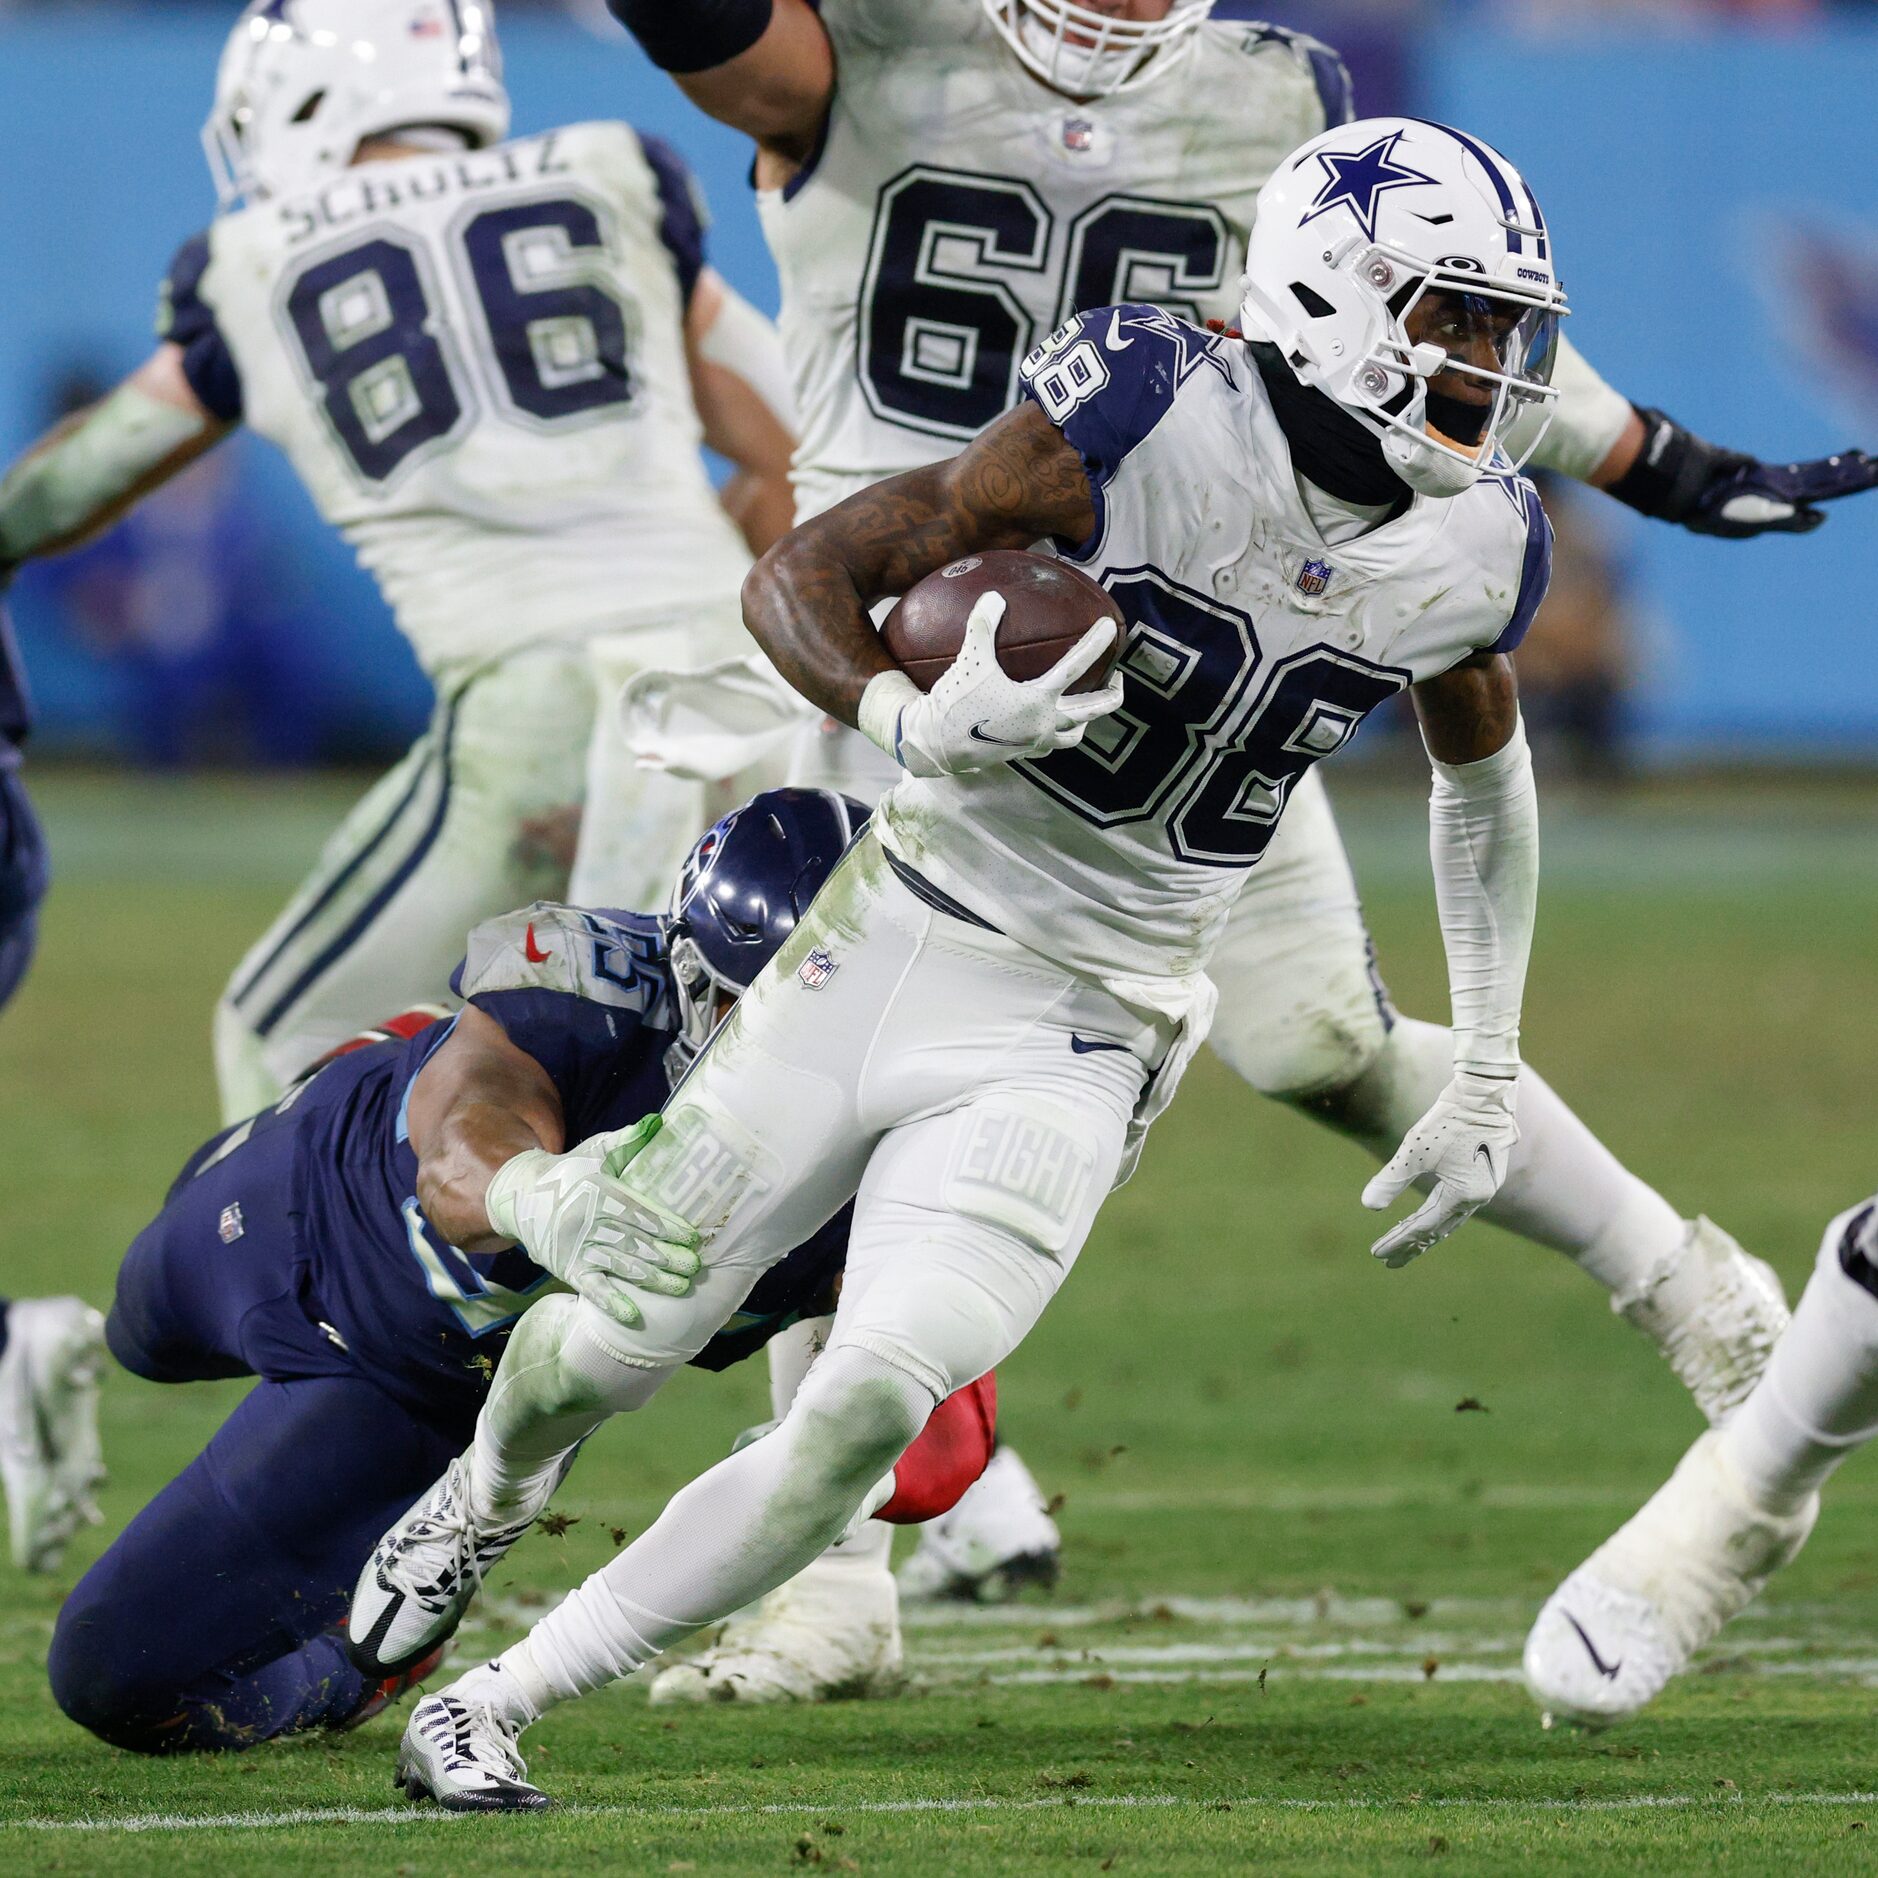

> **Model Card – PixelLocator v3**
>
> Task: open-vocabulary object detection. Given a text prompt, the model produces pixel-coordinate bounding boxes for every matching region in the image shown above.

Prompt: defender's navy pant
[50,1116,476,1754]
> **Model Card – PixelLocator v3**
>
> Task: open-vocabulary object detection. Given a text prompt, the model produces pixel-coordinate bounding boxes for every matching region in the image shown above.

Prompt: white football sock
[496,1342,931,1715]
[1721,1205,1878,1514]
[468,1295,672,1527]
[1316,1015,1685,1294]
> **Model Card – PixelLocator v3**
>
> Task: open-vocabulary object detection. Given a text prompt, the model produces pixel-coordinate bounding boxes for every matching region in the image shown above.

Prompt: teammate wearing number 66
[0,0,800,1124]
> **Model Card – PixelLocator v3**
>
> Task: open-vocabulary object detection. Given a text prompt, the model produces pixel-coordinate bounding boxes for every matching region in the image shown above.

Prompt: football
[880,549,1125,693]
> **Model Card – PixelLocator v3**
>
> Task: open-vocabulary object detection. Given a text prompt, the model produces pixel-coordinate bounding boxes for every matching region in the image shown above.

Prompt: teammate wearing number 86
[0,0,800,1124]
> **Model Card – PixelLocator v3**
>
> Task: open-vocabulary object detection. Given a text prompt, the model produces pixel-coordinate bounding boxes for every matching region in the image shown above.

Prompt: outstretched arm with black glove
[1601,404,1876,539]
[1533,335,1876,539]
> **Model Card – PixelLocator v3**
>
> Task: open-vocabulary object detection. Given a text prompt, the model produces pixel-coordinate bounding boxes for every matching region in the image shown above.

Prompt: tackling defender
[596,0,1876,1698]
[47,789,993,1752]
[388,116,1561,1809]
[0,0,797,1125]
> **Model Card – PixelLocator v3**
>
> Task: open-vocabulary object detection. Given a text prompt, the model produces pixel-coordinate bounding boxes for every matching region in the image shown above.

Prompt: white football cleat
[0,1297,107,1572]
[396,1689,550,1812]
[649,1552,903,1705]
[896,1445,1060,1605]
[349,1455,543,1676]
[1613,1217,1789,1426]
[1523,1428,1817,1729]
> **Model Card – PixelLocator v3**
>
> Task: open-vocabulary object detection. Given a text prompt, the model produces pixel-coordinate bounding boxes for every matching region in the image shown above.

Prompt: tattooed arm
[741,400,1097,726]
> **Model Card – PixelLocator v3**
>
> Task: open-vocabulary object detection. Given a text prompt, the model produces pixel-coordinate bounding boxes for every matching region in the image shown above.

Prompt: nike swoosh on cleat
[1105,311,1135,352]
[1070,1035,1130,1055]
[968,723,1031,747]
[1562,1610,1623,1680]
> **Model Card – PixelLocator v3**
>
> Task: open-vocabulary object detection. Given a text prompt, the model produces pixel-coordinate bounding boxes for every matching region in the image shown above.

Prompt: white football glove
[483,1115,702,1328]
[1361,1071,1519,1268]
[859,590,1123,780]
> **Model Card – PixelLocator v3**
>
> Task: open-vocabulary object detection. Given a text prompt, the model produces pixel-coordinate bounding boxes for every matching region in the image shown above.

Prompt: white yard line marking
[16,1791,1878,1834]
[901,1595,1528,1630]
[914,1635,1878,1668]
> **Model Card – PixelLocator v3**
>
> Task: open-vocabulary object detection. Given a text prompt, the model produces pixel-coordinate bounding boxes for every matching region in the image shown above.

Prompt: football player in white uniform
[1522,1193,1878,1729]
[387,116,1566,1809]
[0,0,798,1123]
[590,0,1874,1698]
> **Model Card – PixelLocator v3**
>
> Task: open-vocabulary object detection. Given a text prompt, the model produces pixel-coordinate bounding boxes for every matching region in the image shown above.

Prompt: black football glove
[1609,405,1878,540]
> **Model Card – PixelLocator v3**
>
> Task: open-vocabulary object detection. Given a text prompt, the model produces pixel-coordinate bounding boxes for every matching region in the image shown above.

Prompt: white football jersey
[761,0,1345,523]
[876,306,1553,989]
[160,122,749,673]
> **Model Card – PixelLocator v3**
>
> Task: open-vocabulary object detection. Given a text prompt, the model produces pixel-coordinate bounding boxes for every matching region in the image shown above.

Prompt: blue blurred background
[1,2,1874,767]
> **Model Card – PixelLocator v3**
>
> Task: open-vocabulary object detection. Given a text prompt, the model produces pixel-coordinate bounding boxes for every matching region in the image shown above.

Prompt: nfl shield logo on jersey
[798,947,838,990]
[1297,559,1333,597]
[218,1203,245,1244]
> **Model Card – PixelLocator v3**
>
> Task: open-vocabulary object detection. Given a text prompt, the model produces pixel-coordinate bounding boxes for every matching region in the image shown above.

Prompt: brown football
[880,549,1124,694]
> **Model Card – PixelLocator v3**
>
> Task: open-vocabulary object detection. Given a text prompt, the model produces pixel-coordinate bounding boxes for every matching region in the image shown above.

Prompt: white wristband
[857,669,921,767]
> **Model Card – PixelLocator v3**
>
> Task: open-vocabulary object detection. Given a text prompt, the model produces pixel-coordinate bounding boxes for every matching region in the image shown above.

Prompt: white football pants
[481,830,1162,1699]
[214,611,750,1125]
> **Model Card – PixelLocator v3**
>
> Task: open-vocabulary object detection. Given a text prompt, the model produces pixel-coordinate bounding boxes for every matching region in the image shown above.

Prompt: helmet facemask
[662,925,738,1088]
[979,0,1214,99]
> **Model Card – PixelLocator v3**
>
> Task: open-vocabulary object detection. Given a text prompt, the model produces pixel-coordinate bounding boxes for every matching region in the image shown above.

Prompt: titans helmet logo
[1299,131,1438,245]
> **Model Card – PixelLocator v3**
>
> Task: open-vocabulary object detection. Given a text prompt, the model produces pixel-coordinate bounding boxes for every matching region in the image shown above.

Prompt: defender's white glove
[1362,1070,1519,1268]
[483,1116,702,1328]
[858,591,1123,779]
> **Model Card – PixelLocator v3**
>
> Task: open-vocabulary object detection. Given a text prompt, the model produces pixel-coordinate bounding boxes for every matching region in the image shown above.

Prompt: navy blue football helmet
[665,787,869,1078]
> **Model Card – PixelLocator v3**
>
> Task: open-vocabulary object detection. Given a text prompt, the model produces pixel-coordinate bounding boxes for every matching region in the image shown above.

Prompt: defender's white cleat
[649,1553,904,1705]
[397,1690,550,1811]
[0,1297,107,1572]
[1613,1217,1789,1426]
[349,1456,540,1676]
[1523,1428,1817,1729]
[897,1445,1061,1605]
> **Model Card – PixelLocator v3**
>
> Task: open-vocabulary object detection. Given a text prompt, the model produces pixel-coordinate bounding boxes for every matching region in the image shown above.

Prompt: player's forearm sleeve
[1426,716,1538,1079]
[0,387,210,570]
[698,277,798,435]
[609,0,774,72]
[1521,335,1635,485]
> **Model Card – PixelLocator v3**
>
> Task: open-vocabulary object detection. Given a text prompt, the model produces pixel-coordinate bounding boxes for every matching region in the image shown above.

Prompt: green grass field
[3,767,1877,1876]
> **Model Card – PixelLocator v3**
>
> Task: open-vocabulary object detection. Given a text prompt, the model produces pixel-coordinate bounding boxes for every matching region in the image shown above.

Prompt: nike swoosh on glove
[1361,1072,1519,1268]
[483,1115,703,1328]
[859,590,1123,780]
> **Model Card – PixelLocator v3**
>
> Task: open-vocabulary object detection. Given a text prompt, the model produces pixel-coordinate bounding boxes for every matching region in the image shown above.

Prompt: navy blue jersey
[202,902,844,1414]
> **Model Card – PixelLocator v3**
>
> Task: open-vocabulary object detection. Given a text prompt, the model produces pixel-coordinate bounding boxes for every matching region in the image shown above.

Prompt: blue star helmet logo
[1299,130,1438,245]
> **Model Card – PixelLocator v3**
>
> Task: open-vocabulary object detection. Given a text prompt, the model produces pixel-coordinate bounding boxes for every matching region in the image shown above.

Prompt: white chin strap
[1383,424,1487,497]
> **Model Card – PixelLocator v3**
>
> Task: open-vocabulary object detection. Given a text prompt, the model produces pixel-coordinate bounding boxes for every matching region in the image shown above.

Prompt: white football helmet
[980,0,1214,99]
[1239,116,1568,496]
[204,0,510,208]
